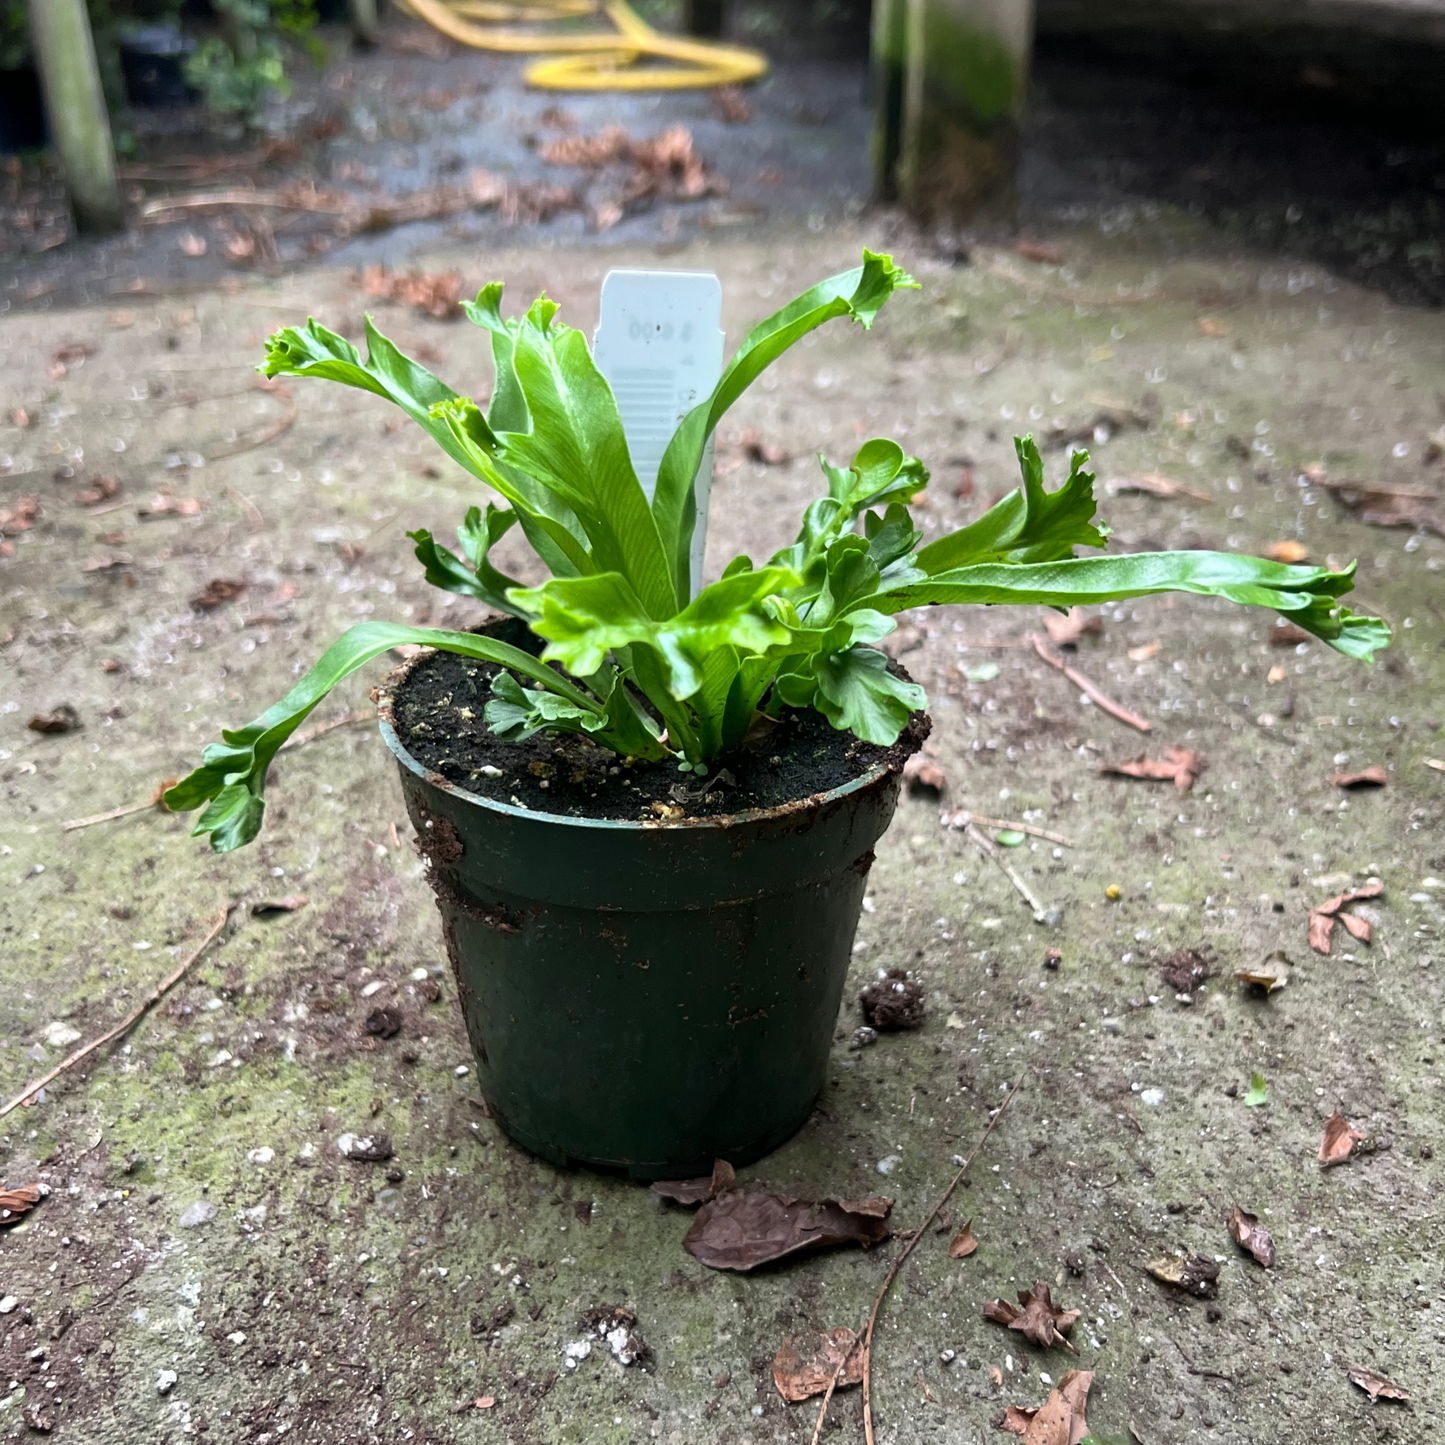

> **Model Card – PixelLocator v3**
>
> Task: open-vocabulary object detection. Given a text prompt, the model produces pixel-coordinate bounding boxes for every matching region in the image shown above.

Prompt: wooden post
[27,0,123,236]
[683,0,724,38]
[870,0,908,202]
[886,0,1034,227]
[349,0,381,45]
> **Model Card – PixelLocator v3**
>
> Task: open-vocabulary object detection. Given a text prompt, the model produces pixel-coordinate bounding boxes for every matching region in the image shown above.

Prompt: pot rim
[376,655,921,835]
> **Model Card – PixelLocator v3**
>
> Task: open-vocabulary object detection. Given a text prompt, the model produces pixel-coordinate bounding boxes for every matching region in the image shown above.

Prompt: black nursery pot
[379,649,922,1181]
[0,70,47,153]
[119,27,198,109]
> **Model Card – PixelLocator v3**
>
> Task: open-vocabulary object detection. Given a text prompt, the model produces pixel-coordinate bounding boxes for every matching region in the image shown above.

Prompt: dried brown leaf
[771,1326,862,1401]
[1015,239,1063,264]
[1001,1369,1093,1445]
[1344,1364,1408,1402]
[902,752,946,798]
[650,1158,736,1206]
[1126,640,1162,662]
[983,1281,1080,1350]
[1268,620,1311,646]
[1235,951,1289,994]
[361,265,463,320]
[1227,1205,1276,1267]
[1100,747,1204,793]
[682,1191,891,1272]
[1319,1112,1366,1167]
[251,894,308,915]
[1041,608,1102,647]
[76,474,121,506]
[713,86,755,124]
[1308,880,1383,955]
[947,1218,978,1259]
[0,495,40,535]
[0,1183,46,1225]
[1145,1254,1220,1298]
[1263,539,1309,563]
[1106,473,1214,504]
[28,704,81,735]
[191,578,247,611]
[1330,766,1388,789]
[539,123,632,168]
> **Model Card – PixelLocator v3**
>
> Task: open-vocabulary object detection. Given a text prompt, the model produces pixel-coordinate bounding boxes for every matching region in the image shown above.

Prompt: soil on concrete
[390,623,927,820]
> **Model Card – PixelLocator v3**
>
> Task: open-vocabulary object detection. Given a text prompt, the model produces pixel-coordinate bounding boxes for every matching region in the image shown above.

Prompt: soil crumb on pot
[388,629,926,822]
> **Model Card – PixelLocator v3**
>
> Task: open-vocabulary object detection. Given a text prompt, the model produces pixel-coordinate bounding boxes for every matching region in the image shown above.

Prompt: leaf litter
[1344,1364,1409,1403]
[1000,1368,1094,1445]
[1227,1205,1276,1267]
[1309,879,1384,955]
[947,1218,978,1259]
[1319,1112,1367,1167]
[1099,747,1205,793]
[771,1327,863,1402]
[681,1191,892,1272]
[1145,1255,1220,1298]
[984,1281,1081,1350]
[1235,950,1290,994]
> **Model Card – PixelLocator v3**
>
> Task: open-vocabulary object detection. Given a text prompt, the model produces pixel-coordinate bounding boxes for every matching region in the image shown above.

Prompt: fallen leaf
[178,231,208,257]
[474,1395,496,1409]
[1308,879,1384,956]
[1000,1368,1093,1445]
[1099,747,1205,793]
[1158,947,1210,995]
[948,1218,978,1259]
[1126,640,1161,662]
[28,704,81,735]
[1243,1071,1269,1108]
[364,1007,403,1039]
[1227,1205,1275,1267]
[1318,1112,1366,1167]
[1145,1254,1220,1298]
[990,1365,1004,1387]
[741,428,788,466]
[1235,951,1289,993]
[191,578,247,611]
[361,264,463,320]
[1427,758,1445,773]
[0,495,40,535]
[995,829,1026,847]
[1331,766,1387,789]
[650,1158,736,1206]
[713,85,755,124]
[48,341,95,379]
[76,474,121,506]
[138,495,204,519]
[984,1281,1080,1351]
[1268,620,1312,646]
[902,753,946,798]
[0,1183,47,1226]
[1263,539,1309,563]
[1041,608,1102,647]
[540,122,632,167]
[859,970,925,1030]
[1344,1364,1408,1403]
[1197,317,1227,337]
[771,1326,863,1401]
[251,894,308,915]
[682,1191,892,1272]
[1105,473,1213,503]
[1014,239,1063,264]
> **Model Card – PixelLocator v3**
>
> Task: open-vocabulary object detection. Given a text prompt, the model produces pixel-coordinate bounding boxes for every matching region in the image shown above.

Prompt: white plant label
[593,270,724,595]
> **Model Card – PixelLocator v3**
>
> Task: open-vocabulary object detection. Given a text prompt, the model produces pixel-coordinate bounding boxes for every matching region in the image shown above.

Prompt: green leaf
[461,281,530,433]
[1243,1072,1269,1108]
[483,668,665,760]
[916,438,1107,573]
[811,645,927,745]
[868,552,1389,662]
[653,250,918,598]
[261,315,471,472]
[408,503,524,615]
[964,661,1000,683]
[497,311,678,619]
[513,565,800,700]
[994,829,1026,847]
[864,503,923,571]
[165,623,601,853]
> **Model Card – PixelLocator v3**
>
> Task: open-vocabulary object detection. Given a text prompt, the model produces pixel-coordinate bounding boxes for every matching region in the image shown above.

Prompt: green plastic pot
[379,666,919,1181]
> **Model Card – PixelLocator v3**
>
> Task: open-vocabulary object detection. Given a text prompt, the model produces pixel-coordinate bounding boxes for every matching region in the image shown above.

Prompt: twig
[859,1081,1021,1445]
[62,778,175,832]
[808,1341,857,1445]
[208,381,296,461]
[0,905,235,1117]
[940,810,1074,847]
[140,188,356,220]
[1171,1337,1233,1383]
[225,486,266,529]
[280,708,373,750]
[967,824,1051,921]
[1032,635,1151,733]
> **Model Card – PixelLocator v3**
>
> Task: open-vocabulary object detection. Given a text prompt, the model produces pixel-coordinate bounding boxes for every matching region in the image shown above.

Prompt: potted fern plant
[167,251,1386,1177]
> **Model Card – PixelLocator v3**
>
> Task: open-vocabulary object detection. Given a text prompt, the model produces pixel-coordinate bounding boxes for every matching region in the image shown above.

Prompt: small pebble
[156,1370,177,1396]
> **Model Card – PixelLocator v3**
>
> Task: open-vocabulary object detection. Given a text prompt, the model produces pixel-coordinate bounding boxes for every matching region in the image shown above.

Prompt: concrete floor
[1,196,1443,1443]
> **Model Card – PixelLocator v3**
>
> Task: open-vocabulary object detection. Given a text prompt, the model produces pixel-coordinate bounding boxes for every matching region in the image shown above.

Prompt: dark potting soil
[387,621,927,822]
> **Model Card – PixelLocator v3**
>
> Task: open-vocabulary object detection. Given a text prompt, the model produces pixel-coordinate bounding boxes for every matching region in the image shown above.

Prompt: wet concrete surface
[0,210,1443,1441]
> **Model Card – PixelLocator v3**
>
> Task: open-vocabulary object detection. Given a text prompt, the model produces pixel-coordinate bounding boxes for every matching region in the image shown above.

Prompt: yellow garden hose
[392,0,769,90]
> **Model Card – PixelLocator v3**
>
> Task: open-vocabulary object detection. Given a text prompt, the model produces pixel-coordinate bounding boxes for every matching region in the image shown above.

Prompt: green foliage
[1243,1072,1269,1108]
[169,250,1388,851]
[182,0,320,120]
